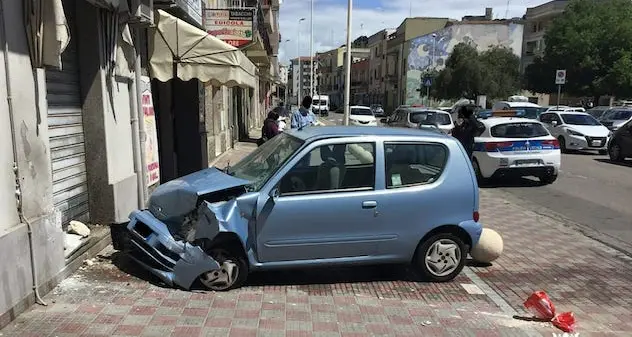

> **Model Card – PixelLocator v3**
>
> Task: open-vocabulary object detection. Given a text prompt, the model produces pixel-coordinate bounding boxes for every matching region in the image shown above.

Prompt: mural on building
[406,23,524,105]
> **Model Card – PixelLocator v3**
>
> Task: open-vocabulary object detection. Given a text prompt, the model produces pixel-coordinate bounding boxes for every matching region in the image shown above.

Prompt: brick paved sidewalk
[2,137,632,336]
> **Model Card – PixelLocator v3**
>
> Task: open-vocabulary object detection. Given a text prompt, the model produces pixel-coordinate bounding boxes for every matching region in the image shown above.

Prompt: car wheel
[609,142,624,161]
[539,174,557,185]
[415,233,466,282]
[199,247,248,291]
[472,158,488,185]
[558,136,568,153]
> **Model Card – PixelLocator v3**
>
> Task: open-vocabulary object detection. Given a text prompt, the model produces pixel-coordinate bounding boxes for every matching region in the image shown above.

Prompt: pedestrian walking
[291,96,317,129]
[257,111,281,146]
[452,104,485,159]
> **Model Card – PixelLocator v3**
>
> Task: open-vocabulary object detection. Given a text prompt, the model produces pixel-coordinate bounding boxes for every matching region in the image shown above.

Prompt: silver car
[382,108,455,134]
[599,108,632,131]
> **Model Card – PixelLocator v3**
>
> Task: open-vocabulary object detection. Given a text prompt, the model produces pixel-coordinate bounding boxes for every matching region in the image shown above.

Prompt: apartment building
[521,0,569,72]
[290,57,317,102]
[367,29,395,106]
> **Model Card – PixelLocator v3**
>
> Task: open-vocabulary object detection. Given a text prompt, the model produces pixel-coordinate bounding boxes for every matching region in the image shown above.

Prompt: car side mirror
[551,121,558,127]
[380,118,388,124]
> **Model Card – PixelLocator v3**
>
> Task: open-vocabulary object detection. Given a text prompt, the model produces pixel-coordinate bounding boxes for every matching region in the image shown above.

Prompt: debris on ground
[68,220,91,237]
[523,290,577,333]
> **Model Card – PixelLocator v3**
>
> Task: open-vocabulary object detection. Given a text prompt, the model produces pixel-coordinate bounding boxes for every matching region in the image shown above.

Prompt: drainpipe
[129,44,144,209]
[133,26,148,205]
[1,0,46,306]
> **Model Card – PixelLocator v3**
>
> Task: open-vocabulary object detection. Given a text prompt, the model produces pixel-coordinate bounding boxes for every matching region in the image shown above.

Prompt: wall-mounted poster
[140,76,160,186]
[204,8,254,47]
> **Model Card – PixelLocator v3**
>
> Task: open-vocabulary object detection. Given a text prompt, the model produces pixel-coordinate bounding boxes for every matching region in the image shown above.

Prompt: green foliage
[432,42,521,100]
[524,0,632,98]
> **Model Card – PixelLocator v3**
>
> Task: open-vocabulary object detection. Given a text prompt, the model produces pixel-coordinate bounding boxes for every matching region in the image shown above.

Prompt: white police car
[472,111,561,185]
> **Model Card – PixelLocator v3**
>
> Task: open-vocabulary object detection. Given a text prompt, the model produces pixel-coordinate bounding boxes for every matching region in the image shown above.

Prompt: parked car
[381,107,454,134]
[539,111,611,154]
[111,127,484,290]
[607,119,632,161]
[349,106,378,126]
[370,104,385,117]
[473,112,560,184]
[598,107,632,132]
[586,106,611,119]
[492,101,547,119]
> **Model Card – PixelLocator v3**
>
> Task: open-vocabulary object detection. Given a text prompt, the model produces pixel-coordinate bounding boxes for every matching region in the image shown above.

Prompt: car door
[255,138,385,263]
[619,120,632,157]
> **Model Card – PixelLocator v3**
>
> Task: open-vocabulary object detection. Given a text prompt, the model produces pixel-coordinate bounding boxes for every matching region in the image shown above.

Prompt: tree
[524,0,632,101]
[432,42,520,100]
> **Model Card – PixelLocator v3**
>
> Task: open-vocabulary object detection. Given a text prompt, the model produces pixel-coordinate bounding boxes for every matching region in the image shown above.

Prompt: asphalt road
[319,111,632,255]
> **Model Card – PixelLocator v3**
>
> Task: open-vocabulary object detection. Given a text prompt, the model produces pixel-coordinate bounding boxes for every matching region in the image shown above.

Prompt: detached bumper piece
[116,210,220,290]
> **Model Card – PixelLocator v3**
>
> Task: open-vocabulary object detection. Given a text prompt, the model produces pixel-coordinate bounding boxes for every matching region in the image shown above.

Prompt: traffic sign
[423,77,432,87]
[555,69,566,85]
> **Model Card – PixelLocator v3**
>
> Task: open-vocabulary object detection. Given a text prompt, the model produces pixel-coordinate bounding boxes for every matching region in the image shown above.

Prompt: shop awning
[149,9,257,88]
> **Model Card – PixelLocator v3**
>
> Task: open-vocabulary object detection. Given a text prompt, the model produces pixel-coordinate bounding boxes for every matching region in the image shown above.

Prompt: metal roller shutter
[45,0,89,226]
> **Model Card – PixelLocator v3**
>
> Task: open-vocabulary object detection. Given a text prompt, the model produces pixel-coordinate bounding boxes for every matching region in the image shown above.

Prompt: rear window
[409,111,451,125]
[491,122,549,138]
[384,143,448,188]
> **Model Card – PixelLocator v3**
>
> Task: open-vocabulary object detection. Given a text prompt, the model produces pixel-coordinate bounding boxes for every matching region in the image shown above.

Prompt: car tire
[609,142,624,161]
[539,174,557,185]
[414,233,466,282]
[199,246,248,291]
[472,158,489,185]
[558,136,568,153]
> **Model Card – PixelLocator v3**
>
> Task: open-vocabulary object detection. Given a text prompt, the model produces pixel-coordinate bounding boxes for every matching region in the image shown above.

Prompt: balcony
[261,0,280,10]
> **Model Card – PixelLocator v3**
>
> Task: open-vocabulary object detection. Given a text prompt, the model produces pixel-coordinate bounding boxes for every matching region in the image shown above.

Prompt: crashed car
[111,126,484,291]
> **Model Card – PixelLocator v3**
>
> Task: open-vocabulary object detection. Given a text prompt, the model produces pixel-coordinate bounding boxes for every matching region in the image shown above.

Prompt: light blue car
[111,126,484,291]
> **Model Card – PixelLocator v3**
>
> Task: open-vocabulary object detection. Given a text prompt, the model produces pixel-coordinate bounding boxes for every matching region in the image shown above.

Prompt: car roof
[406,108,450,114]
[350,105,371,109]
[496,101,541,107]
[285,126,450,141]
[480,117,543,127]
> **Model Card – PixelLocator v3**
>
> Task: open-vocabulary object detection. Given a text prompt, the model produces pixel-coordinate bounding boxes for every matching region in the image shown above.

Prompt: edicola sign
[204,9,254,47]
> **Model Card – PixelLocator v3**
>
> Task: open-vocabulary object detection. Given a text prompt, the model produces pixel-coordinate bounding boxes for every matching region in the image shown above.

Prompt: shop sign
[204,8,254,47]
[140,76,161,186]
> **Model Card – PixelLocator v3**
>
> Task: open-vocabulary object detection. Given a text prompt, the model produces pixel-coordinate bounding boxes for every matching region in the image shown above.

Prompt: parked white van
[312,95,330,116]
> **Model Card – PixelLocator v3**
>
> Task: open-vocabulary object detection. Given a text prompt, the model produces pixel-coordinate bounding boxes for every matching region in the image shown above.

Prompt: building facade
[350,59,370,104]
[385,17,451,113]
[0,0,279,328]
[290,57,316,102]
[367,29,395,106]
[521,0,568,73]
[405,21,524,105]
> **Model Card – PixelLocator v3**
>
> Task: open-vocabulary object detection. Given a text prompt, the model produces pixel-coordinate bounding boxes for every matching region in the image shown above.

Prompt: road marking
[463,267,518,315]
[460,283,485,295]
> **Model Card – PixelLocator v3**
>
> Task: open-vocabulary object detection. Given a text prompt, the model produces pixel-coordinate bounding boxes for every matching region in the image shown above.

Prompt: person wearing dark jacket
[452,105,485,159]
[259,111,280,146]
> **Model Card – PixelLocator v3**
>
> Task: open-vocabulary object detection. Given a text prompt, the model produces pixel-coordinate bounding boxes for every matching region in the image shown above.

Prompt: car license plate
[591,140,601,146]
[515,159,541,166]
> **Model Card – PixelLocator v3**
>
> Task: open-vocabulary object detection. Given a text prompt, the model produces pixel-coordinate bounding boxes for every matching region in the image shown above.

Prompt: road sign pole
[426,85,430,106]
[557,84,561,108]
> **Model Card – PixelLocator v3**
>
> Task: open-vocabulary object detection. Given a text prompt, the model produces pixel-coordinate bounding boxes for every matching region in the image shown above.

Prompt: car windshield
[228,133,304,191]
[588,109,606,118]
[561,114,601,125]
[491,122,550,138]
[313,100,324,105]
[351,108,373,116]
[611,110,632,120]
[409,111,451,125]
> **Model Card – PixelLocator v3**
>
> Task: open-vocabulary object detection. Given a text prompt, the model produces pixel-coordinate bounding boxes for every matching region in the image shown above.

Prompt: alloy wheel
[609,143,622,161]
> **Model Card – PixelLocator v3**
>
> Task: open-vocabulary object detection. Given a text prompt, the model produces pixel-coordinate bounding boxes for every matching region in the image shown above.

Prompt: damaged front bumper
[111,210,220,290]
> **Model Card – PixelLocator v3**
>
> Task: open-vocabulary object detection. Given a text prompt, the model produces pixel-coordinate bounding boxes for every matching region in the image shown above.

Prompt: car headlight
[567,129,584,136]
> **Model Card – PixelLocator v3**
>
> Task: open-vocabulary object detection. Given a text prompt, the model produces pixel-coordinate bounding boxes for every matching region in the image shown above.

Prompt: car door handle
[362,201,377,209]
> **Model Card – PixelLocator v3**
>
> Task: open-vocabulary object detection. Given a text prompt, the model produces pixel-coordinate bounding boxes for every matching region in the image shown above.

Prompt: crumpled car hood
[148,167,251,221]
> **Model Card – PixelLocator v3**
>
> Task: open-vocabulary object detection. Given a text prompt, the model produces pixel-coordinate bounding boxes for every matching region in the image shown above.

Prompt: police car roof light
[490,110,525,118]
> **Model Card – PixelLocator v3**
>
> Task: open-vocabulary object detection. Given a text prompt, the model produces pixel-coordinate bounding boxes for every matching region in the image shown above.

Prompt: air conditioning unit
[128,0,154,26]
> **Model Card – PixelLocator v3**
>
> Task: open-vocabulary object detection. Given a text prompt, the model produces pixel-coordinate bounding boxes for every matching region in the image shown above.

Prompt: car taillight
[541,139,560,149]
[473,211,480,222]
[484,142,514,152]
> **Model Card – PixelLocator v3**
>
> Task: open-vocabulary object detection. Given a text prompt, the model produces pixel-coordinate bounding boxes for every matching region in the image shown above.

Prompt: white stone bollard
[471,228,503,263]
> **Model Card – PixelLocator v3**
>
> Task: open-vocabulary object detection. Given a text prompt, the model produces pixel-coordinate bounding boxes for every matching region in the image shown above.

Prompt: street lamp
[343,0,353,125]
[298,18,306,101]
[427,33,437,106]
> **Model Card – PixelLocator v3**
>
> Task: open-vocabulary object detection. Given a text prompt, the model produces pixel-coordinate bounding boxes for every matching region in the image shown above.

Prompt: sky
[278,0,550,64]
